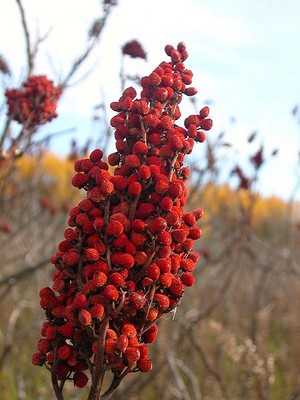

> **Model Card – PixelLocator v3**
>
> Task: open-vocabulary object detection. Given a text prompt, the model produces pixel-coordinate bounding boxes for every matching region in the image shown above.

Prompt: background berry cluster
[5,75,62,128]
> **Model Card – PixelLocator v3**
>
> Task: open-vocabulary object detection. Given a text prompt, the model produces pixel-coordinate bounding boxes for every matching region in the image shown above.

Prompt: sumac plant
[32,42,212,400]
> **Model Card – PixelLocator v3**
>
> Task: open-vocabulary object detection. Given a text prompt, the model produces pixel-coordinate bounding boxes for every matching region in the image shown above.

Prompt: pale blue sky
[1,0,300,200]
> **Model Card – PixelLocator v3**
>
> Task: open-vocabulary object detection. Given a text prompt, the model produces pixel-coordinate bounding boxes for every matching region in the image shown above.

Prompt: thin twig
[15,0,34,75]
[88,316,109,400]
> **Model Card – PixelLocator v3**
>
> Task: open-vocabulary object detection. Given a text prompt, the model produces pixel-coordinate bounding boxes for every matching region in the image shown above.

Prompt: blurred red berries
[122,39,147,60]
[5,75,62,128]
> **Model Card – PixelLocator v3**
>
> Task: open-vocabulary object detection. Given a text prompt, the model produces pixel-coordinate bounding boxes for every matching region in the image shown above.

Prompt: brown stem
[0,118,12,153]
[88,315,109,400]
[76,231,85,289]
[138,283,157,336]
[51,341,64,400]
[168,153,178,181]
[140,116,147,144]
[100,368,131,400]
[128,194,140,223]
[133,243,156,282]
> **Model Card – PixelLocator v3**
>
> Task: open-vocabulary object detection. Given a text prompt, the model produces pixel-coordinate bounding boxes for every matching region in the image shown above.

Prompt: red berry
[90,304,105,319]
[125,347,140,365]
[46,326,57,340]
[150,217,168,233]
[104,338,117,354]
[116,334,129,351]
[138,358,153,372]
[58,322,74,338]
[184,87,197,96]
[121,324,137,338]
[73,293,88,308]
[143,324,158,343]
[71,173,88,188]
[154,293,170,310]
[78,310,92,326]
[92,271,107,287]
[32,352,45,366]
[37,339,50,354]
[74,371,89,388]
[62,250,79,266]
[111,252,135,269]
[58,345,72,360]
[169,278,184,296]
[132,141,148,155]
[147,264,160,280]
[90,148,103,162]
[182,272,195,286]
[131,292,146,310]
[199,118,213,131]
[155,87,168,102]
[103,285,119,301]
[107,220,124,236]
[128,181,142,197]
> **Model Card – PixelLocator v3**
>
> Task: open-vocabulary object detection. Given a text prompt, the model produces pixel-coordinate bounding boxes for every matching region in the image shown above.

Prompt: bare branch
[0,257,49,290]
[15,0,34,75]
[61,2,115,88]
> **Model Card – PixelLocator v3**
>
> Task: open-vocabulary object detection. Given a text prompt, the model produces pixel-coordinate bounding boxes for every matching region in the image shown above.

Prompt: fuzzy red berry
[125,347,140,365]
[143,324,158,343]
[73,293,88,308]
[103,285,119,301]
[117,334,129,351]
[138,358,153,372]
[71,173,89,188]
[74,371,89,388]
[90,304,105,319]
[108,272,123,286]
[107,220,124,236]
[200,118,213,131]
[169,278,184,297]
[111,252,135,269]
[122,324,137,338]
[46,325,57,340]
[32,352,45,366]
[90,148,103,162]
[147,264,160,280]
[131,292,146,310]
[58,322,75,338]
[92,271,108,287]
[37,339,50,354]
[181,272,195,287]
[63,250,79,266]
[128,181,142,197]
[78,310,92,326]
[189,227,202,240]
[154,293,170,311]
[58,345,72,360]
[104,338,117,354]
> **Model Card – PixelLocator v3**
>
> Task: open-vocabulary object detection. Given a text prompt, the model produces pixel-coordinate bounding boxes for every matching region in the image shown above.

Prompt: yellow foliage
[252,195,287,229]
[16,152,79,203]
[194,183,288,235]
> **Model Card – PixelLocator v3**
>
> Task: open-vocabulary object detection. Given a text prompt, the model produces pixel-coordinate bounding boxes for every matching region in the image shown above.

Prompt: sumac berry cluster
[5,75,62,128]
[33,42,212,398]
